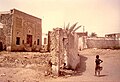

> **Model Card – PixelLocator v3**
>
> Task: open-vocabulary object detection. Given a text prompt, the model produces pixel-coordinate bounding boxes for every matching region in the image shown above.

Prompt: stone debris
[0,52,51,72]
[0,73,6,76]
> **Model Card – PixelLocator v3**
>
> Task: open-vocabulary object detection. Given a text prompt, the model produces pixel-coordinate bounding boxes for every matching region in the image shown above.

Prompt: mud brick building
[0,9,42,51]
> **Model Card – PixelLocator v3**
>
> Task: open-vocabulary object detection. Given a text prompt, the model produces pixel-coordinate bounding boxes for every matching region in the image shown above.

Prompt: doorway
[27,35,32,47]
[0,42,3,51]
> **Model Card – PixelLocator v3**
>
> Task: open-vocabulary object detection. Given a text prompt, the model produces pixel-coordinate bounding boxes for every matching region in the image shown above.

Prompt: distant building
[87,33,120,49]
[0,9,42,51]
[41,33,48,52]
[77,32,88,50]
[42,33,48,45]
[77,32,88,37]
[105,33,120,40]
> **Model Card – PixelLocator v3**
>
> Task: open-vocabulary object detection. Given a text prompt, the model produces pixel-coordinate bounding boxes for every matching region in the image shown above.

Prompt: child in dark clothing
[95,55,103,76]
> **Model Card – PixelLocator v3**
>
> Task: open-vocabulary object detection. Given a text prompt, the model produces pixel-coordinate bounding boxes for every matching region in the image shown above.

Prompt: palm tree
[90,32,97,37]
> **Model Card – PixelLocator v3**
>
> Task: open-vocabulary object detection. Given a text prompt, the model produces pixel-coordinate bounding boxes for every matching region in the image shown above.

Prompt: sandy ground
[0,49,120,82]
[45,49,120,82]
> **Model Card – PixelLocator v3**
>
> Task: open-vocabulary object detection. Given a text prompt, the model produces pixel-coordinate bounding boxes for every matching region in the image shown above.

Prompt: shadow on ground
[77,55,88,73]
[98,75,108,77]
[59,55,88,78]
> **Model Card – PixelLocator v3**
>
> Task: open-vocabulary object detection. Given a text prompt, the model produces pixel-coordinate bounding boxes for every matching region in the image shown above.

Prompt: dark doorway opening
[27,35,32,47]
[0,42,3,51]
[16,37,20,45]
[37,39,39,45]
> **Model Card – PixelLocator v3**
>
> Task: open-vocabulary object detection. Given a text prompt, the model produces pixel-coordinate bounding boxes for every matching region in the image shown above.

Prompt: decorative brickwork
[0,9,42,51]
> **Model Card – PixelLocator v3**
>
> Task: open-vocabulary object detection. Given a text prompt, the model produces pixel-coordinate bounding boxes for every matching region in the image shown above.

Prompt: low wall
[87,38,120,49]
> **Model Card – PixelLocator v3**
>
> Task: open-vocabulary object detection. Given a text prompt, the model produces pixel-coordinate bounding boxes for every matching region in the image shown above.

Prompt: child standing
[95,55,103,76]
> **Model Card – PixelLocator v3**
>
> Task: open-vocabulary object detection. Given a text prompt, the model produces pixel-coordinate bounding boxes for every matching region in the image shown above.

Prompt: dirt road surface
[45,49,120,82]
[0,49,120,82]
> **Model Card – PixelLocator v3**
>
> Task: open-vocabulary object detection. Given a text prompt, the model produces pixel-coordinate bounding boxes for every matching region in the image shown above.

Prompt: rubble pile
[0,52,51,71]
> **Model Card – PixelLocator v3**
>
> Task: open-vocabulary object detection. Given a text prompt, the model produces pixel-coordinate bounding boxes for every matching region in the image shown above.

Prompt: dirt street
[0,49,120,82]
[45,49,120,82]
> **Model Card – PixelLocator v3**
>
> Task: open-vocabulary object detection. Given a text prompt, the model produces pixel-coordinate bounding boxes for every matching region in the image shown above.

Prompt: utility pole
[82,26,85,50]
[83,26,85,32]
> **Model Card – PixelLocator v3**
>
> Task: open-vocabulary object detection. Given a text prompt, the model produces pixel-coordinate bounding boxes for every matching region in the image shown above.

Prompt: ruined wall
[49,27,80,76]
[11,9,42,51]
[87,37,120,49]
[0,12,12,51]
[0,28,4,41]
[49,28,62,76]
[67,33,80,69]
[0,28,5,50]
[59,29,65,67]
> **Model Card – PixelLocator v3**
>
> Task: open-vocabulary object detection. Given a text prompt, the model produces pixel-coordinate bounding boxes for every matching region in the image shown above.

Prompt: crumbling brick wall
[48,27,80,76]
[0,13,12,51]
[49,28,63,76]
[0,28,6,50]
